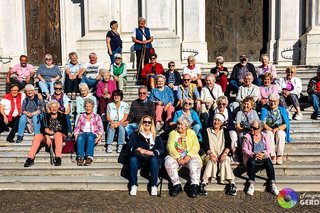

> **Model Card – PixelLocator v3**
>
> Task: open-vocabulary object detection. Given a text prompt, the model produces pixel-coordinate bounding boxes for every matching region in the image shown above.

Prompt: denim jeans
[246,157,275,183]
[192,124,202,142]
[81,76,97,89]
[310,93,320,116]
[76,132,97,158]
[125,123,139,138]
[129,155,160,186]
[229,80,239,93]
[106,124,126,145]
[38,81,54,95]
[110,46,122,64]
[18,114,41,137]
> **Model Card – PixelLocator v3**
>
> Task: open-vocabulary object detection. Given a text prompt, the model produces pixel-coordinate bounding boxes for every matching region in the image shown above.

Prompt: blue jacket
[134,27,152,50]
[172,109,202,129]
[260,106,291,142]
[149,86,174,106]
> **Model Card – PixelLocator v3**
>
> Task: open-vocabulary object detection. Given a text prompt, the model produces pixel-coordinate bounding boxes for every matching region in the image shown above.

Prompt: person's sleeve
[260,108,267,123]
[127,102,135,123]
[168,88,174,104]
[193,86,200,99]
[92,96,98,113]
[202,129,210,153]
[172,111,179,124]
[96,81,103,98]
[148,89,155,102]
[120,64,127,77]
[167,131,180,159]
[187,130,200,157]
[242,134,254,158]
[153,136,164,156]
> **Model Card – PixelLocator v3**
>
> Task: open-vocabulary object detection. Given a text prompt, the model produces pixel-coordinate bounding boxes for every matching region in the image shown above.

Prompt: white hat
[214,113,225,122]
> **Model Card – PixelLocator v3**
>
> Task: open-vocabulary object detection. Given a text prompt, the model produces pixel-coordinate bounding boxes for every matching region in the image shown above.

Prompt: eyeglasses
[143,120,152,124]
[169,65,175,67]
[150,57,156,60]
[115,57,122,59]
[139,92,147,95]
[286,71,294,74]
[45,58,52,61]
[183,79,191,81]
[10,89,19,92]
[184,102,192,106]
[218,103,226,106]
[250,126,259,130]
[54,88,62,90]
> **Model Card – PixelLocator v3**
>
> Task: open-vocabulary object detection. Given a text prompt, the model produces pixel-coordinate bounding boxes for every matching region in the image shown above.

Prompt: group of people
[1,16,319,198]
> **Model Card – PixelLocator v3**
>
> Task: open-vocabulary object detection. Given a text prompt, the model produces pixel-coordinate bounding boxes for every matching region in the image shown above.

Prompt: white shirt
[132,28,154,40]
[83,121,91,132]
[82,62,104,79]
[183,65,201,79]
[0,93,25,116]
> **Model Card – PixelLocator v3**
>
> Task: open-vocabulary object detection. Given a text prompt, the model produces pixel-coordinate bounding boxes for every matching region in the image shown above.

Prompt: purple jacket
[96,79,117,98]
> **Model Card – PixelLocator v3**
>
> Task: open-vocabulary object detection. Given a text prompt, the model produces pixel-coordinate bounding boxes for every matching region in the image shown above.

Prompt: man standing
[132,17,154,83]
[6,55,35,92]
[307,67,320,120]
[124,86,155,137]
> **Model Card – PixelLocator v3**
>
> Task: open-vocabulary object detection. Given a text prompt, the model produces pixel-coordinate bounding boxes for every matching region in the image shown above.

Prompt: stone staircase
[0,65,320,192]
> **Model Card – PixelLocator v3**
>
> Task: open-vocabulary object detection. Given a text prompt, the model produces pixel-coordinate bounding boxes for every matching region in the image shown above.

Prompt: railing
[181,49,199,61]
[0,56,12,64]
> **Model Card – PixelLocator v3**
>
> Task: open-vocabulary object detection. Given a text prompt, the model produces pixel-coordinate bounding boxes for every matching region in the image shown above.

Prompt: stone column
[300,0,320,65]
[181,0,208,63]
[274,0,302,65]
[267,0,277,63]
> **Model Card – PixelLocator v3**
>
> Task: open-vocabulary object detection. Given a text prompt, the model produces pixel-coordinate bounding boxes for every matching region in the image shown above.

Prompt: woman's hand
[183,155,191,164]
[3,116,8,125]
[95,135,101,144]
[255,152,265,160]
[209,153,217,163]
[219,152,227,163]
[177,158,185,166]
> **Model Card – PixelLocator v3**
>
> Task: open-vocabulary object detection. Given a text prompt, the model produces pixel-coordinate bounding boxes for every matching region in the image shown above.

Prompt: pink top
[256,64,277,78]
[11,64,35,82]
[96,79,117,98]
[258,84,279,101]
[242,132,271,165]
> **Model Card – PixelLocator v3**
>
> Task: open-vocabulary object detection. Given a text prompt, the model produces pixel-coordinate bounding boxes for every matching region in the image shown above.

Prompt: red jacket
[141,63,164,86]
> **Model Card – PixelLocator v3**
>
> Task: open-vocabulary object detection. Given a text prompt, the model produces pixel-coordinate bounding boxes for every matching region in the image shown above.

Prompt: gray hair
[138,17,146,23]
[100,69,110,75]
[205,73,216,82]
[245,72,253,79]
[138,85,148,92]
[252,119,263,130]
[89,52,97,58]
[24,84,35,91]
[79,83,89,92]
[157,74,166,83]
[48,100,60,108]
[53,81,64,89]
[84,98,95,107]
[216,95,229,106]
[216,56,224,63]
[114,53,122,59]
[268,93,280,101]
[182,98,194,108]
[177,116,191,129]
[44,54,52,59]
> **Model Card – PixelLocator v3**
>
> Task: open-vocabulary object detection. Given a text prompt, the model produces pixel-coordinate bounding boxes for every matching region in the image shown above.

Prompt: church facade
[0,0,319,69]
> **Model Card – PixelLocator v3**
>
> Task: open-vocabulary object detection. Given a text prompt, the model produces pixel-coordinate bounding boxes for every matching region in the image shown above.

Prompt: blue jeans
[106,124,125,145]
[76,132,97,158]
[38,81,54,95]
[110,47,122,64]
[310,93,320,116]
[229,80,239,93]
[81,76,97,89]
[129,155,160,186]
[125,123,139,138]
[18,114,41,137]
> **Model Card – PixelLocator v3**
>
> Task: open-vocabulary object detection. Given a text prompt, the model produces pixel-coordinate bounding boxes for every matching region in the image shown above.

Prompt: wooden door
[25,0,62,66]
[206,0,266,62]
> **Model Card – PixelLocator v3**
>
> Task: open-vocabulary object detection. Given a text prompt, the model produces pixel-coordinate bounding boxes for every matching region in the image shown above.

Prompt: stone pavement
[0,191,318,212]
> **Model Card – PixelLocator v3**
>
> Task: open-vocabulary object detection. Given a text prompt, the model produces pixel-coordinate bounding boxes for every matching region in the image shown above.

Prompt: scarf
[3,93,22,121]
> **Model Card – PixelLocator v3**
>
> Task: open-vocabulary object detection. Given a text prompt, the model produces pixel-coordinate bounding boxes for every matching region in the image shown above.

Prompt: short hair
[48,100,60,108]
[114,53,122,59]
[269,93,280,101]
[24,84,35,91]
[216,95,229,106]
[110,20,117,28]
[138,85,148,92]
[100,69,110,76]
[53,81,64,89]
[216,56,224,63]
[244,72,253,79]
[68,52,78,59]
[138,17,146,23]
[182,73,191,79]
[156,74,166,83]
[286,66,297,74]
[112,90,123,101]
[20,55,28,60]
[150,53,157,59]
[79,83,89,92]
[205,73,216,82]
[89,52,97,58]
[168,61,175,68]
[260,54,269,61]
[263,72,273,81]
[45,54,52,60]
[177,116,191,129]
[252,119,263,130]
[9,84,20,91]
[84,98,95,107]
[182,98,194,108]
[241,96,256,109]
[187,55,195,62]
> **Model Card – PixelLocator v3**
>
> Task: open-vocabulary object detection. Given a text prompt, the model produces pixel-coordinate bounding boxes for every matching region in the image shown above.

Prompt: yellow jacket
[167,129,201,164]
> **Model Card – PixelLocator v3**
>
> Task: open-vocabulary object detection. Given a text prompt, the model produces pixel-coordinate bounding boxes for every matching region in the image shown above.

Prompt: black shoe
[16,136,23,143]
[199,183,208,196]
[227,183,237,196]
[6,135,15,143]
[170,184,182,197]
[54,157,61,166]
[190,184,199,198]
[77,157,84,166]
[24,158,34,167]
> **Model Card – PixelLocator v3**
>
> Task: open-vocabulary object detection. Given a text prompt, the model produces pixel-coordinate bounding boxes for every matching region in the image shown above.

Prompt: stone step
[0,161,319,177]
[0,175,318,191]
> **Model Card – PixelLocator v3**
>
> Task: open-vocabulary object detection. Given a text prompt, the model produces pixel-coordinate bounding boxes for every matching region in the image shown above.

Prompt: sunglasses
[115,57,122,59]
[169,65,175,67]
[250,126,259,130]
[184,102,192,106]
[139,92,147,95]
[143,120,152,124]
[218,103,226,106]
[150,57,156,60]
[54,88,62,90]
[183,79,191,81]
[45,58,52,61]
[286,71,294,74]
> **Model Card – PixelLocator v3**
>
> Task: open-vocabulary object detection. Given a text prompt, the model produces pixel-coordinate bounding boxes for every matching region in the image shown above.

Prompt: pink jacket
[242,132,271,165]
[96,79,117,98]
[258,84,279,101]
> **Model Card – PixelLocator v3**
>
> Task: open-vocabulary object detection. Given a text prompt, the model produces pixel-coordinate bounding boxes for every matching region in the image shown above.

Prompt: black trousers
[246,157,275,183]
[136,49,151,81]
[0,114,20,137]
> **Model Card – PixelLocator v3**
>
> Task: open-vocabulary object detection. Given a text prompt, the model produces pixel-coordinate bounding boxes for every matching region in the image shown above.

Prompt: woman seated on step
[105,90,129,153]
[127,115,164,196]
[242,119,279,196]
[16,84,45,143]
[24,100,68,167]
[74,98,104,166]
[260,93,291,165]
[164,116,202,198]
[199,113,237,196]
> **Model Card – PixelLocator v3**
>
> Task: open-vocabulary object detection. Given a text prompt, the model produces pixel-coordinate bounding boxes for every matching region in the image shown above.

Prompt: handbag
[62,139,76,154]
[135,149,151,160]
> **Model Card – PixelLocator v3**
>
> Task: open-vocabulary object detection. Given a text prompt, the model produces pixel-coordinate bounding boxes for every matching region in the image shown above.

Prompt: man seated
[6,55,35,92]
[177,73,201,113]
[78,52,104,90]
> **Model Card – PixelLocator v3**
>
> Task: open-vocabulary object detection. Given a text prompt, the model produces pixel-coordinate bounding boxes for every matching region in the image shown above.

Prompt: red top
[141,63,164,85]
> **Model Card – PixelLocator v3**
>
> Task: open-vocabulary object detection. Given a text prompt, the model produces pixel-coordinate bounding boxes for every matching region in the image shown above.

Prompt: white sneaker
[117,145,123,153]
[287,110,293,120]
[151,186,158,196]
[271,184,279,196]
[294,112,303,120]
[247,183,254,196]
[130,185,137,196]
[106,145,113,153]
